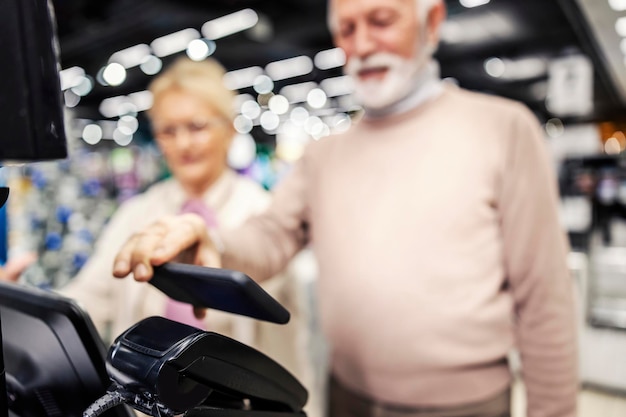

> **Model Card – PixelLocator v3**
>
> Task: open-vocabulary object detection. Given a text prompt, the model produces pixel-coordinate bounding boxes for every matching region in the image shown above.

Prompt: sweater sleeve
[219,148,311,282]
[498,105,578,417]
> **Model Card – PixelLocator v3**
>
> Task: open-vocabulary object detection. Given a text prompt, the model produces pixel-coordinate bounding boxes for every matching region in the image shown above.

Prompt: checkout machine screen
[0,0,70,415]
[0,282,134,417]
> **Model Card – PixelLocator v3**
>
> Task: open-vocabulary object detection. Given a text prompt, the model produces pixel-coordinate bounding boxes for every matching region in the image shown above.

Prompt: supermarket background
[2,0,626,414]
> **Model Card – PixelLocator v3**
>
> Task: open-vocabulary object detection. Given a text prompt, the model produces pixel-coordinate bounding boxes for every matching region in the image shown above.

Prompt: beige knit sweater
[222,86,578,416]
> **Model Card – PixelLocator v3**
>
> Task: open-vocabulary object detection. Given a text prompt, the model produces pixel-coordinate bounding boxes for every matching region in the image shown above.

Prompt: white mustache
[345,53,406,76]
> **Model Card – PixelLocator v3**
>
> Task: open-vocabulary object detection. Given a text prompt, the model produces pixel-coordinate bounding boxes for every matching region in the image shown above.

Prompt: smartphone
[149,263,290,324]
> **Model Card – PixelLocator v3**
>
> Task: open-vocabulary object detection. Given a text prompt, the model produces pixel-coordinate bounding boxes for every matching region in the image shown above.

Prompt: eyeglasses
[152,118,228,144]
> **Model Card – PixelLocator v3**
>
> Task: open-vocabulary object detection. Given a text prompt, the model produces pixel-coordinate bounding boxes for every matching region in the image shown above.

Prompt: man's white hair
[415,0,441,23]
[327,0,443,33]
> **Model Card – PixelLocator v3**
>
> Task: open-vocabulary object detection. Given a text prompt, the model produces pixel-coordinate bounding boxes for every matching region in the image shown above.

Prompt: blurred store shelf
[571,250,626,394]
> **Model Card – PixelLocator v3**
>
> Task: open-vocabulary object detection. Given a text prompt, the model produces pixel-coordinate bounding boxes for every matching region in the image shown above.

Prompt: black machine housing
[106,316,308,417]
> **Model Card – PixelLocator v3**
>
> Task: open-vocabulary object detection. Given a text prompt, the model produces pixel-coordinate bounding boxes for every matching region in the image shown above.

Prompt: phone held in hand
[149,263,290,324]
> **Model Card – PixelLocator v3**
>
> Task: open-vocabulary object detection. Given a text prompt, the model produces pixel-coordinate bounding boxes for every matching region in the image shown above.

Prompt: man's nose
[352,24,377,59]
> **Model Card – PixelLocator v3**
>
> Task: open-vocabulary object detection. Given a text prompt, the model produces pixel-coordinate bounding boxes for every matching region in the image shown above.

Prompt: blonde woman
[61,58,318,414]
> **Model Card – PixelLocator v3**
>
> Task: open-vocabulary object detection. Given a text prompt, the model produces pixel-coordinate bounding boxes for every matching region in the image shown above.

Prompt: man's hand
[112,213,222,283]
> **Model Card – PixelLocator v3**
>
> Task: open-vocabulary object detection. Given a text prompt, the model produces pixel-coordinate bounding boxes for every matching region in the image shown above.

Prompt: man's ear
[426,1,447,49]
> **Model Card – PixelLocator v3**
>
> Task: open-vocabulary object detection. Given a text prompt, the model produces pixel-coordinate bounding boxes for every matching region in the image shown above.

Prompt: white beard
[345,44,435,110]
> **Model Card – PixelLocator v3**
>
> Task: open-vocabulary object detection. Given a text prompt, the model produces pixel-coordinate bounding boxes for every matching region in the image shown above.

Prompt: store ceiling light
[314,48,346,70]
[307,88,327,109]
[70,76,94,97]
[82,124,103,145]
[313,125,331,141]
[202,9,258,40]
[337,95,358,111]
[493,56,548,81]
[290,107,309,126]
[140,55,162,76]
[268,95,290,115]
[609,0,626,11]
[59,66,85,90]
[186,39,216,61]
[117,115,139,135]
[605,137,622,154]
[187,41,209,61]
[223,66,264,90]
[228,133,257,169]
[265,56,313,81]
[128,90,154,112]
[544,118,565,138]
[109,44,151,69]
[234,115,254,134]
[253,75,274,94]
[460,0,490,8]
[280,82,318,103]
[320,76,354,97]
[276,123,309,162]
[98,96,138,119]
[95,121,116,139]
[116,102,138,117]
[616,17,626,37]
[233,95,254,118]
[486,54,549,83]
[304,116,324,136]
[241,100,261,120]
[484,57,506,78]
[440,13,517,45]
[102,63,127,86]
[613,131,626,148]
[330,113,352,134]
[246,14,273,42]
[99,96,129,118]
[113,128,133,146]
[440,21,463,44]
[151,28,200,58]
[64,90,80,108]
[260,110,280,131]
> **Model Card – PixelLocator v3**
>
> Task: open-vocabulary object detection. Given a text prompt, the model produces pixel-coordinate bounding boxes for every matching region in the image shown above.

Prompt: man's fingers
[112,231,159,281]
[113,214,210,282]
[128,228,169,281]
[150,214,209,265]
[113,235,137,278]
[113,217,174,280]
[197,244,222,268]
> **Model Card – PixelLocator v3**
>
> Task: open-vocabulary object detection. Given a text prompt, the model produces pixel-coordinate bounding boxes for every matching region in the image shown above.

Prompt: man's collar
[362,60,444,120]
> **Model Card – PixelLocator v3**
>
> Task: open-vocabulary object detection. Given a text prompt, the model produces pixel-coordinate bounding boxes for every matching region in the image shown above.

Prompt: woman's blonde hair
[148,57,236,122]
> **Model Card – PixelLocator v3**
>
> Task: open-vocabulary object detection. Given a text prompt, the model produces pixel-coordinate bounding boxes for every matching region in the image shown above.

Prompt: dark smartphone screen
[150,263,290,324]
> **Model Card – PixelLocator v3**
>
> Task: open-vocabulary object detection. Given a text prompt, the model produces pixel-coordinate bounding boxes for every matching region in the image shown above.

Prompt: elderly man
[113,0,578,416]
